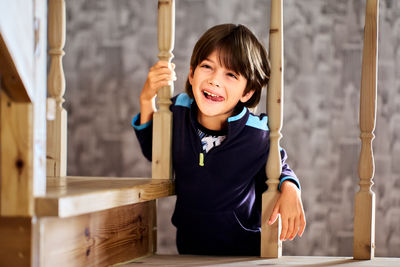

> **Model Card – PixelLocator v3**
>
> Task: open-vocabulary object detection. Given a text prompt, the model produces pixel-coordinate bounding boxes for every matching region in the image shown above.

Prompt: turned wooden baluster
[261,0,283,258]
[353,0,379,260]
[152,0,175,179]
[47,0,67,177]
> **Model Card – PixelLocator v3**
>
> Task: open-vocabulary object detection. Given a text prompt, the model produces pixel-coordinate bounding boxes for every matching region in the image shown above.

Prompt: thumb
[268,205,280,225]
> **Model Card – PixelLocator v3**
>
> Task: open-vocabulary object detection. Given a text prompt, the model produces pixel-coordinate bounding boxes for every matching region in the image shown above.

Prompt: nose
[208,78,220,88]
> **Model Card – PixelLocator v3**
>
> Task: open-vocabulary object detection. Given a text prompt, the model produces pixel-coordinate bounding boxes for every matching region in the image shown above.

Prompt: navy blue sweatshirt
[132,93,300,256]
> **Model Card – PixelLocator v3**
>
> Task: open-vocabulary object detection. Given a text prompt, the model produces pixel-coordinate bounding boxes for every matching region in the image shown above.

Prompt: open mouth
[202,90,224,102]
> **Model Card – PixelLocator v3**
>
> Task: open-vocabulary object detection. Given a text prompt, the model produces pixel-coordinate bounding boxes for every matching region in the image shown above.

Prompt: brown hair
[185,24,270,108]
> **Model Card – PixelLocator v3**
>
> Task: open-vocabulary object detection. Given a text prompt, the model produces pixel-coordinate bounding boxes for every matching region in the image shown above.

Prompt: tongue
[206,94,224,102]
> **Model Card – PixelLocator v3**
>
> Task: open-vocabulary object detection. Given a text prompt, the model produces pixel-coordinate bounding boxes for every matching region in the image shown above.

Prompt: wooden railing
[42,0,379,262]
[261,0,284,258]
[353,0,379,260]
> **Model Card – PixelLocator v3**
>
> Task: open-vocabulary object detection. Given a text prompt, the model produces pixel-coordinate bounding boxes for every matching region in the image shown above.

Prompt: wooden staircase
[0,0,396,266]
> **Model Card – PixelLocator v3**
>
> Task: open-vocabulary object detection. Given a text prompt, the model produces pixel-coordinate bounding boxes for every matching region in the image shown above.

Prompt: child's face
[189,50,254,129]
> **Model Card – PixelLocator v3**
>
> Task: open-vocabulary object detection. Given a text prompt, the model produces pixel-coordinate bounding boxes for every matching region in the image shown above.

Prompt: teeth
[204,90,219,97]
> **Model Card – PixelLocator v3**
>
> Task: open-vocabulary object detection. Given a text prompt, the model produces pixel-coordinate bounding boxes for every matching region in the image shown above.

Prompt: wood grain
[261,0,283,258]
[35,176,174,217]
[0,90,34,216]
[152,0,175,180]
[353,0,379,260]
[47,0,67,177]
[39,201,156,267]
[0,0,34,102]
[0,216,32,267]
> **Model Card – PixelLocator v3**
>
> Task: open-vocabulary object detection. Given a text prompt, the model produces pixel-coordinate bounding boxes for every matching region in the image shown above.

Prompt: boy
[133,24,305,256]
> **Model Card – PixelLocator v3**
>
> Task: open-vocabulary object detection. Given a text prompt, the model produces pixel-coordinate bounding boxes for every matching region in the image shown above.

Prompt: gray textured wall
[64,0,400,257]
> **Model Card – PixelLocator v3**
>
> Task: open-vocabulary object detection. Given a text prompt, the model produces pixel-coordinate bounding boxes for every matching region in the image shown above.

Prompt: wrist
[281,180,300,194]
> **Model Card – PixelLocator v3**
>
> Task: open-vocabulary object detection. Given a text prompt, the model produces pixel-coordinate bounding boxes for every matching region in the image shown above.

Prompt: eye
[227,72,238,80]
[200,64,211,69]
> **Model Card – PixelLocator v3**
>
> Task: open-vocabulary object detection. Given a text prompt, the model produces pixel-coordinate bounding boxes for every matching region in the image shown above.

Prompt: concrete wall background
[63,0,400,256]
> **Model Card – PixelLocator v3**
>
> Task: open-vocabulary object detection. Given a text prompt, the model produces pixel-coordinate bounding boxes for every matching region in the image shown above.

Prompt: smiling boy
[133,24,305,256]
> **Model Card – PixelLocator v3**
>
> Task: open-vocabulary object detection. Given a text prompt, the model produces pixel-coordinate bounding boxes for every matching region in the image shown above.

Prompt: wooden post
[0,90,34,216]
[261,0,283,258]
[47,0,67,177]
[353,0,379,260]
[152,0,175,180]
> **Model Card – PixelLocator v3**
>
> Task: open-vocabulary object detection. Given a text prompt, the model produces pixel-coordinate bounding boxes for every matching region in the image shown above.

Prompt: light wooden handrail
[353,0,379,260]
[47,0,67,177]
[261,0,283,258]
[152,0,175,180]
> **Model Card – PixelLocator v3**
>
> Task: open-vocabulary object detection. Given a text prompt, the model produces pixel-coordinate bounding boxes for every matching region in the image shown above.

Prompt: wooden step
[121,255,400,267]
[35,176,174,217]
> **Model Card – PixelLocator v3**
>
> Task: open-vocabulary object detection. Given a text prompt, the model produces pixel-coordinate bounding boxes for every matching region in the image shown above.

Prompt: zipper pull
[199,152,204,167]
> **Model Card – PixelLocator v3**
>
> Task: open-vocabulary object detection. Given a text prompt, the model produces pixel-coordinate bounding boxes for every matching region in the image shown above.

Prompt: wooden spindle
[152,0,175,180]
[47,0,67,177]
[353,0,379,260]
[261,0,283,258]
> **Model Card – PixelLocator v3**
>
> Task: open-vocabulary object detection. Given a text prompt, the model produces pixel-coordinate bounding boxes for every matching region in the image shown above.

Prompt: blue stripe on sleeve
[279,176,301,191]
[132,113,152,130]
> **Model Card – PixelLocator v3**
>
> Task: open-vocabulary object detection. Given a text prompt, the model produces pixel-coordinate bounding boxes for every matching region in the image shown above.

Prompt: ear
[188,66,194,85]
[240,90,255,103]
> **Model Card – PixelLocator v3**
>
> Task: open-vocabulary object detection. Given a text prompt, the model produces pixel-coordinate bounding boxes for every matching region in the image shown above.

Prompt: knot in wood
[16,159,24,170]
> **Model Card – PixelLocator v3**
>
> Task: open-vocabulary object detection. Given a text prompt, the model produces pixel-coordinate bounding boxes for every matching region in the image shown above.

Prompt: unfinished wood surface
[122,255,400,267]
[39,201,156,267]
[152,0,175,180]
[47,0,67,177]
[0,0,34,102]
[0,217,32,267]
[353,0,379,260]
[32,0,48,197]
[261,0,283,258]
[0,90,34,216]
[35,176,174,217]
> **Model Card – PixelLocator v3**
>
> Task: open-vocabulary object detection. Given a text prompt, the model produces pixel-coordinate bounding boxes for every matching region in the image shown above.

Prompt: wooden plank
[0,0,34,102]
[0,33,30,102]
[152,0,175,180]
[0,217,32,267]
[0,90,34,216]
[32,0,48,197]
[353,0,379,260]
[35,177,174,217]
[47,0,67,177]
[122,255,400,267]
[39,201,156,267]
[261,0,283,258]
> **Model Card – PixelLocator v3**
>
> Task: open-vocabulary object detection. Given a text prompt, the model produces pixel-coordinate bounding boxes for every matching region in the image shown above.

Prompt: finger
[280,218,288,241]
[299,213,306,237]
[268,206,279,225]
[285,218,294,241]
[290,217,300,240]
[149,74,175,85]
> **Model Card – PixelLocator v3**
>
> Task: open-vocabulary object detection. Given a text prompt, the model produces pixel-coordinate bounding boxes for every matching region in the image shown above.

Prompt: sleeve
[131,113,153,161]
[255,146,301,193]
[278,147,301,191]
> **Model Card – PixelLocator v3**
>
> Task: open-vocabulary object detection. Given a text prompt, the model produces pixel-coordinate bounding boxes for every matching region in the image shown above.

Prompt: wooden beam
[0,89,34,216]
[261,0,283,258]
[353,0,379,260]
[38,201,156,267]
[0,33,30,102]
[152,0,175,179]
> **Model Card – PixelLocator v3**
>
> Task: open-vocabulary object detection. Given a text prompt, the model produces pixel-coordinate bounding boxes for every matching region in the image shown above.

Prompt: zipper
[199,152,204,167]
